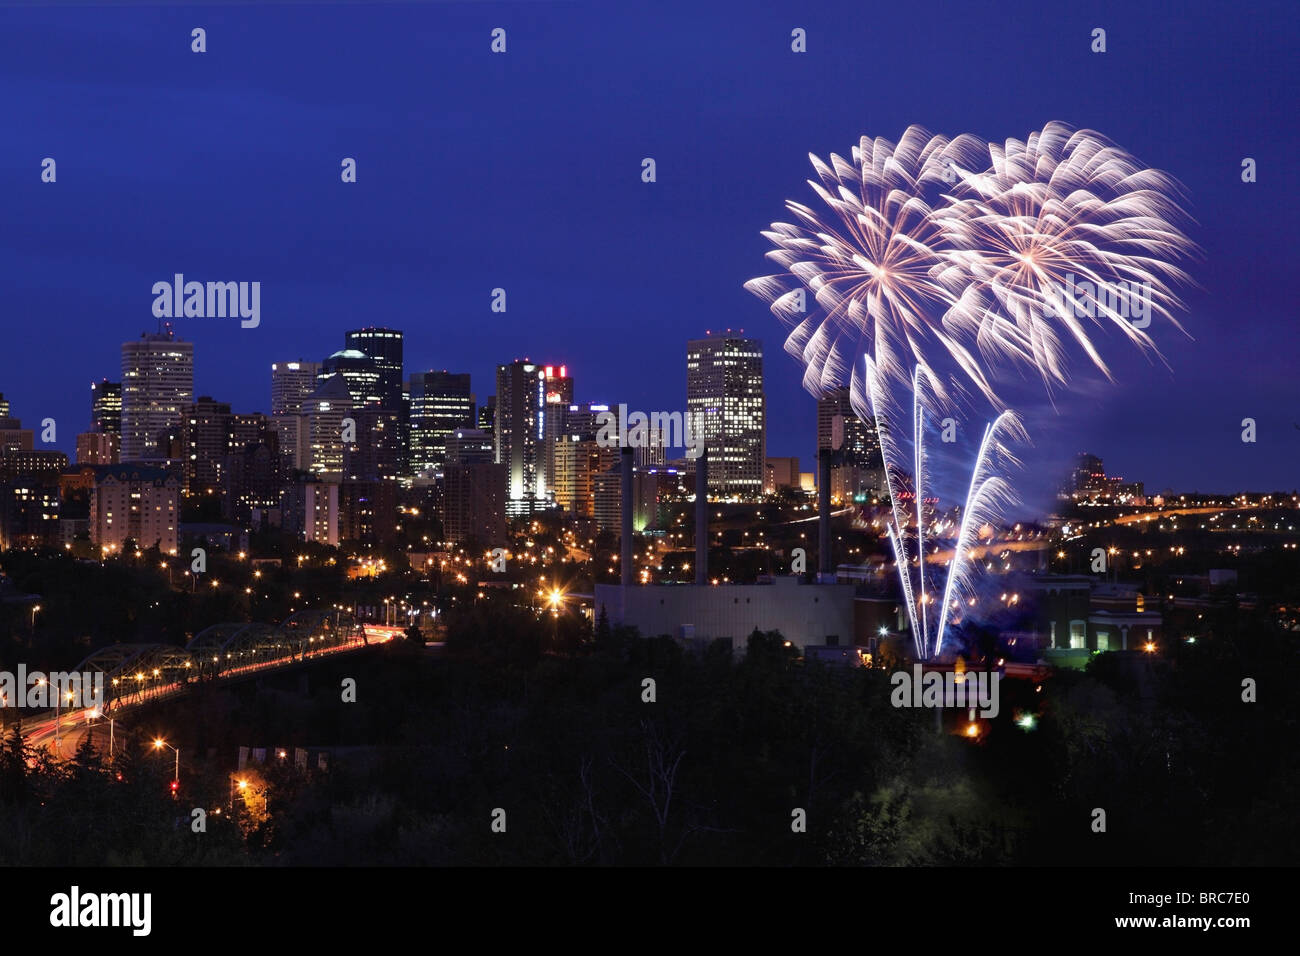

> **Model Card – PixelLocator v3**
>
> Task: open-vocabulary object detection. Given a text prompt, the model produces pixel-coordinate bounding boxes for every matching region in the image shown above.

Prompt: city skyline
[0,1,1295,502]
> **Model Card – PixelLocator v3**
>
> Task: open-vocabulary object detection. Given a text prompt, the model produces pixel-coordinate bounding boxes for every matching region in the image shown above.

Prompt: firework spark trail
[934,411,1028,657]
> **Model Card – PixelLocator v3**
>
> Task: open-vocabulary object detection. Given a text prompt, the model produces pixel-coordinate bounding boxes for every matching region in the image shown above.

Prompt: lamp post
[153,738,179,792]
[89,710,115,756]
[30,604,41,633]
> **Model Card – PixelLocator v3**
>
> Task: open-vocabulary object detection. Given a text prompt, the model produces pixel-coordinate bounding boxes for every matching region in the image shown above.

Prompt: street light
[30,604,41,631]
[54,689,74,753]
[153,738,180,792]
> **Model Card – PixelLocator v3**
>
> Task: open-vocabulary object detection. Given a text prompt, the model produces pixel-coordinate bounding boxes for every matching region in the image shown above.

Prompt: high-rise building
[343,406,402,482]
[120,330,194,462]
[345,329,404,410]
[339,480,399,546]
[0,414,34,453]
[495,360,547,512]
[686,331,765,499]
[90,380,122,433]
[477,396,496,434]
[271,361,321,415]
[1073,453,1108,496]
[553,436,618,516]
[409,371,474,476]
[180,396,233,495]
[816,386,884,502]
[90,464,180,554]
[443,462,507,545]
[317,349,382,408]
[0,394,9,418]
[592,458,658,534]
[304,376,354,480]
[446,427,496,466]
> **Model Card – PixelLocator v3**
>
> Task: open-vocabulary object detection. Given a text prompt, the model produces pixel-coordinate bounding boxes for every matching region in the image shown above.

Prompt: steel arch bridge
[69,610,370,707]
[72,643,196,707]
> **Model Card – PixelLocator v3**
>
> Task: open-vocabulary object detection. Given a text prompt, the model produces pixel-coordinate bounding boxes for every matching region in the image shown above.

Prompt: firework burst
[743,125,996,408]
[937,122,1197,396]
[746,123,1195,658]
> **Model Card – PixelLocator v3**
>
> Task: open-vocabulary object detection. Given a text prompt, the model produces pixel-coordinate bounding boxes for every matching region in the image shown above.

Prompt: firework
[743,126,997,408]
[747,123,1194,658]
[937,122,1196,395]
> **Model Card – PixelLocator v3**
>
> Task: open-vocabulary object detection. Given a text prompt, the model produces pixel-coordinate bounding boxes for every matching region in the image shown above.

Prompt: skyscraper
[816,386,884,502]
[304,375,354,480]
[317,349,382,408]
[345,328,404,410]
[180,396,233,494]
[271,361,321,415]
[686,331,765,499]
[478,396,496,434]
[495,360,547,512]
[90,380,122,433]
[541,364,573,498]
[409,371,474,476]
[120,330,194,462]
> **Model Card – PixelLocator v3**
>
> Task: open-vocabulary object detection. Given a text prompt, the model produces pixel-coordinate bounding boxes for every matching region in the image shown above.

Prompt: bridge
[13,611,401,756]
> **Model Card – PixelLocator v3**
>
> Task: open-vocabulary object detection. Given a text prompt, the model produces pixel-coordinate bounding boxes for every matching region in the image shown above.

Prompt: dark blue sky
[1,0,1295,509]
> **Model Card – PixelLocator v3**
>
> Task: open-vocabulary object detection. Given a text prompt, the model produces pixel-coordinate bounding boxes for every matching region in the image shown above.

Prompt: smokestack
[620,447,633,587]
[694,445,708,586]
[818,449,831,581]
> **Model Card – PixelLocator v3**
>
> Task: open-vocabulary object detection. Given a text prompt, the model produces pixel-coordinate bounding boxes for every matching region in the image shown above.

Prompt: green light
[1016,714,1036,731]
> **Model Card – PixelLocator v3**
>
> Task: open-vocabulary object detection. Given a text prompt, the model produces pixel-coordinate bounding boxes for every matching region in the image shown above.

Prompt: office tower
[409,371,474,476]
[0,412,33,452]
[90,380,122,433]
[541,365,573,495]
[304,376,354,480]
[76,432,120,465]
[553,436,618,516]
[686,331,765,499]
[180,396,233,494]
[343,406,402,482]
[271,361,321,415]
[592,457,658,534]
[345,328,404,409]
[816,385,884,502]
[318,348,382,408]
[495,360,547,512]
[477,396,496,434]
[443,461,507,545]
[562,402,605,442]
[283,479,339,545]
[446,427,496,466]
[339,481,398,546]
[1074,453,1108,495]
[90,465,181,554]
[120,330,194,461]
[0,394,9,418]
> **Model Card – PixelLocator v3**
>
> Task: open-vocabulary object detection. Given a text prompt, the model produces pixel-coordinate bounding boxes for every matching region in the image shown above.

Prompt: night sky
[1,0,1294,510]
